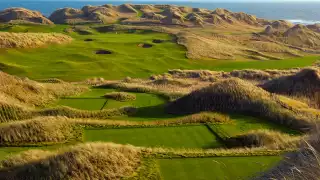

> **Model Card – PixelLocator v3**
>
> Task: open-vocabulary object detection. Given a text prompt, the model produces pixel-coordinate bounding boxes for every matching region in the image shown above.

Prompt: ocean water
[0,1,320,24]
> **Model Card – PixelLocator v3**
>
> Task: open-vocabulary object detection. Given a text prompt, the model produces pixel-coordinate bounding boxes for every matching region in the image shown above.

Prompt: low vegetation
[0,32,72,48]
[261,68,320,108]
[225,130,301,149]
[0,117,81,146]
[103,92,137,101]
[167,78,317,132]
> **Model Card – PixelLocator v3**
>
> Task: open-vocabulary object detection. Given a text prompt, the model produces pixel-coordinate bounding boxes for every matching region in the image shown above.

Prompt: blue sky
[32,0,320,1]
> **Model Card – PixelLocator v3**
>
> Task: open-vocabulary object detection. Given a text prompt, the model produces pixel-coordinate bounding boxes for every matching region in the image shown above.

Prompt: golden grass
[261,68,320,108]
[103,92,137,101]
[0,142,141,180]
[176,32,241,60]
[226,130,302,149]
[167,78,317,132]
[0,71,88,107]
[0,116,81,146]
[36,106,136,119]
[0,32,72,48]
[68,112,231,127]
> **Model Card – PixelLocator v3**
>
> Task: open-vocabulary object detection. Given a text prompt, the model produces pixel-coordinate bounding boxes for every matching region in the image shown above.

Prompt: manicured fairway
[0,24,318,81]
[158,156,282,180]
[57,88,167,111]
[84,125,222,148]
[213,115,300,138]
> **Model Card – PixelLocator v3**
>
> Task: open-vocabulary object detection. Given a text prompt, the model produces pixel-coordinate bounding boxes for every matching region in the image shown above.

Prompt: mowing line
[205,124,229,147]
[100,100,109,111]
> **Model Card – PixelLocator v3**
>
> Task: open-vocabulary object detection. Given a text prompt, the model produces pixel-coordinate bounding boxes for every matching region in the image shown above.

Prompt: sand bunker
[152,39,165,43]
[95,50,112,54]
[138,43,153,48]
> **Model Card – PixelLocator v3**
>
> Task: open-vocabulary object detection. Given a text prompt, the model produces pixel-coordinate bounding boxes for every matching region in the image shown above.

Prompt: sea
[1,1,320,24]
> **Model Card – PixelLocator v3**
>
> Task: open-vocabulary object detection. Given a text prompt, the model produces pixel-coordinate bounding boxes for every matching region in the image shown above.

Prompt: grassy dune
[0,143,141,180]
[0,117,81,146]
[0,32,72,48]
[168,78,317,132]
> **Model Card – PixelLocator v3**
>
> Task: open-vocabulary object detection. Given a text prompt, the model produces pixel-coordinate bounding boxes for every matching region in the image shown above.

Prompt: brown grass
[0,142,141,180]
[0,32,72,48]
[261,68,320,108]
[68,112,231,128]
[0,71,88,108]
[0,8,53,24]
[167,78,317,132]
[0,116,81,146]
[225,130,302,149]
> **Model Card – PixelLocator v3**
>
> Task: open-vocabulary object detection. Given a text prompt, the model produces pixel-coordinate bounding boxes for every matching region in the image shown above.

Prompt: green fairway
[57,88,167,112]
[84,125,222,148]
[213,115,300,138]
[158,156,282,180]
[0,24,318,81]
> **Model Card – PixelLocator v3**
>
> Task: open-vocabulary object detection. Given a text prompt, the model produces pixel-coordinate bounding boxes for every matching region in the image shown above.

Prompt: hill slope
[167,78,315,131]
[0,8,53,24]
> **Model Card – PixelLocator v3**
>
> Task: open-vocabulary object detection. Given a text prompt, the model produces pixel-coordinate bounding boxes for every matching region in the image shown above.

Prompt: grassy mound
[0,8,53,25]
[0,117,81,146]
[261,68,320,107]
[103,92,136,102]
[225,130,301,149]
[167,78,314,131]
[0,71,87,107]
[0,143,141,180]
[37,106,137,119]
[0,32,72,48]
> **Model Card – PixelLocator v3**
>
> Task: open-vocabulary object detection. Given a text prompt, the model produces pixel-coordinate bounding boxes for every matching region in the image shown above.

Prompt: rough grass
[0,71,88,107]
[225,130,302,149]
[261,68,320,108]
[0,117,81,146]
[0,32,72,48]
[71,112,231,128]
[257,131,320,179]
[167,78,317,132]
[103,92,137,101]
[0,143,141,180]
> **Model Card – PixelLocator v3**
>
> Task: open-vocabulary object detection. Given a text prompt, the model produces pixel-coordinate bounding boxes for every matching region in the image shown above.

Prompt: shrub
[103,92,136,102]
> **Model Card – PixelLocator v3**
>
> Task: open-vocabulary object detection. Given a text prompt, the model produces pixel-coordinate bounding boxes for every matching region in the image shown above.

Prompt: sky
[27,0,320,1]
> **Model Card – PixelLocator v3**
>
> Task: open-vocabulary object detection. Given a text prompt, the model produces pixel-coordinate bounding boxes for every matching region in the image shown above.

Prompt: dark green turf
[57,88,167,112]
[213,115,300,138]
[84,125,222,148]
[158,156,282,180]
